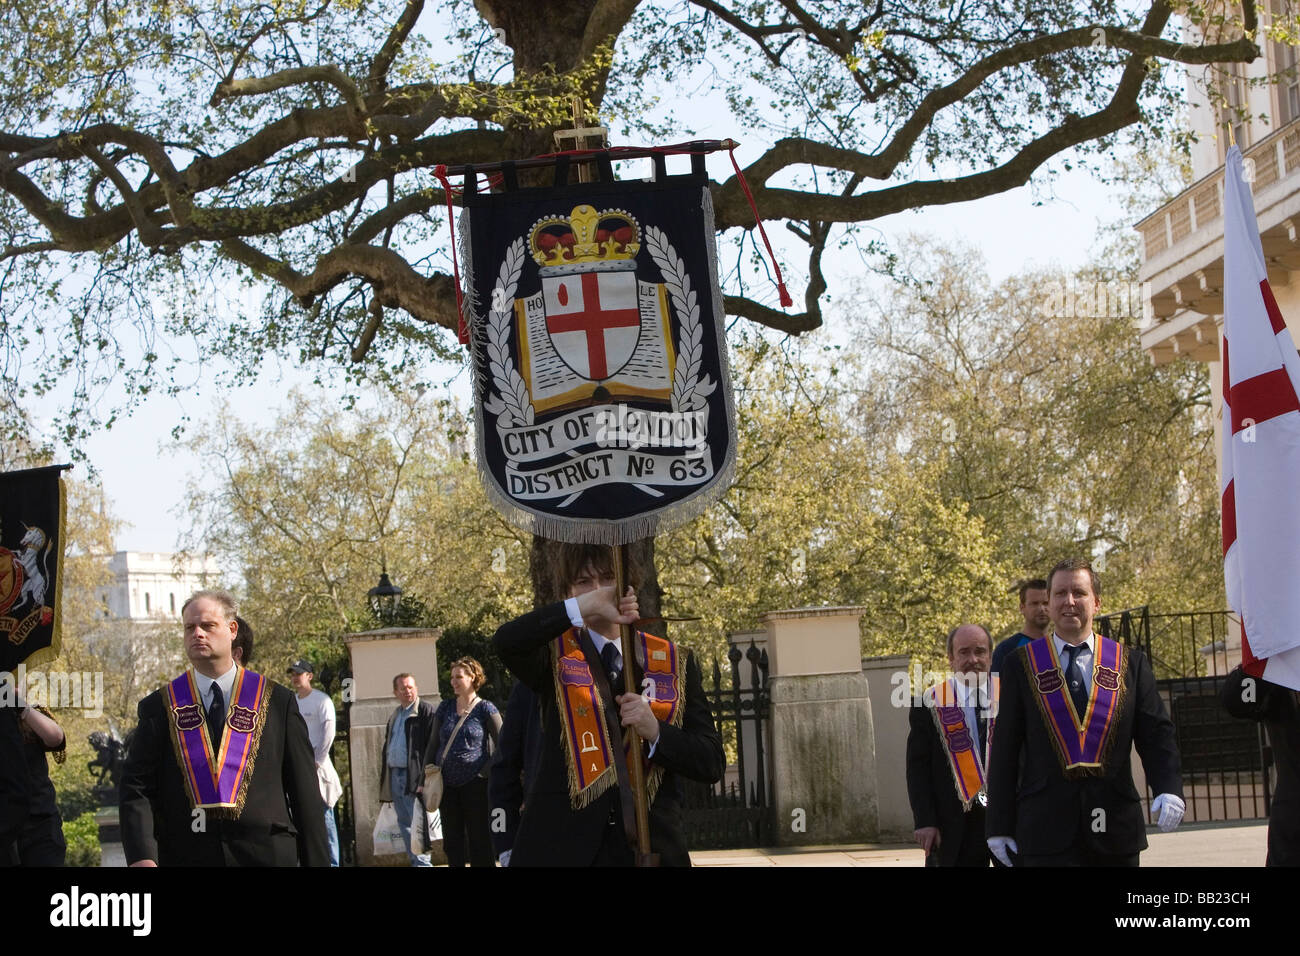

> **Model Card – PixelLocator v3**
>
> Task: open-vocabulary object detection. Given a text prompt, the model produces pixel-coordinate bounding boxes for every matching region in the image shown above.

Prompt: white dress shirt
[193,663,238,721]
[1052,633,1094,694]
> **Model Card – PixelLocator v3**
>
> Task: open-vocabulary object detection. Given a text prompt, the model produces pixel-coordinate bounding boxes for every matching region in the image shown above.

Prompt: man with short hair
[288,659,342,867]
[231,616,254,667]
[120,590,329,866]
[379,673,434,866]
[986,559,1185,866]
[907,623,994,866]
[990,579,1050,678]
[493,543,723,866]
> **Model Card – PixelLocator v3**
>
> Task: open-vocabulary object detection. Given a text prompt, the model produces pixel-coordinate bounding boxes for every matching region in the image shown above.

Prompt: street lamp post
[367,569,403,627]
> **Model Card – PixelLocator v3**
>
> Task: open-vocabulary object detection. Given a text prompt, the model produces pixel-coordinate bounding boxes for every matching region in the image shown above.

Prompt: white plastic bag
[373,802,406,856]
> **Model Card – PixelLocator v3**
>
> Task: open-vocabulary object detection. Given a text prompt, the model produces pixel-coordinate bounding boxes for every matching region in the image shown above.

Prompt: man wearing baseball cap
[288,659,343,866]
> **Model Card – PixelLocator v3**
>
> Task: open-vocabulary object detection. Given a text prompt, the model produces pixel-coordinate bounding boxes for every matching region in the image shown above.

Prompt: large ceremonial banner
[463,157,735,543]
[0,465,67,671]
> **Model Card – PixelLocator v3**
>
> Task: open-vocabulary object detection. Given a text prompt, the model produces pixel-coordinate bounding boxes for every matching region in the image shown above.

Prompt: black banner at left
[0,465,68,671]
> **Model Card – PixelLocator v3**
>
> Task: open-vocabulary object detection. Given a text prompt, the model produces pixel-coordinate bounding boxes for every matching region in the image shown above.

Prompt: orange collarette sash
[925,677,996,810]
[551,628,684,810]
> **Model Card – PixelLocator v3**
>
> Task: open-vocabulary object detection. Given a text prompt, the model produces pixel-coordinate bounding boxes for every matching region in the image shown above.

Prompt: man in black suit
[907,623,994,866]
[120,591,329,866]
[0,698,28,866]
[493,543,723,866]
[1221,663,1300,865]
[986,558,1184,866]
[488,679,542,866]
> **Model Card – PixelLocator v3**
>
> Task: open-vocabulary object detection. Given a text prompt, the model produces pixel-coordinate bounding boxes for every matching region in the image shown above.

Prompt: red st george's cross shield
[541,263,641,381]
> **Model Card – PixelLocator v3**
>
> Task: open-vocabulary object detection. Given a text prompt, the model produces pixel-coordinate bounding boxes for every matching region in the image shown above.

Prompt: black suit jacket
[1221,665,1300,866]
[905,702,989,866]
[488,681,542,858]
[986,640,1182,859]
[120,675,330,866]
[493,601,724,866]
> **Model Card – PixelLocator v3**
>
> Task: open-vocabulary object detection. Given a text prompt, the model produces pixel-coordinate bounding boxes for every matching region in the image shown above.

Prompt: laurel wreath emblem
[644,226,715,413]
[482,238,534,428]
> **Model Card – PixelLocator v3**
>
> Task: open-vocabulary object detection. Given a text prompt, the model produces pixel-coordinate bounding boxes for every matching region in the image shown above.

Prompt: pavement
[97,821,1270,867]
[689,821,1270,866]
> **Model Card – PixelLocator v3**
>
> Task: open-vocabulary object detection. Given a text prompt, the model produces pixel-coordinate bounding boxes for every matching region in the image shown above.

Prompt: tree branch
[370,0,426,94]
[219,236,460,332]
[211,65,366,114]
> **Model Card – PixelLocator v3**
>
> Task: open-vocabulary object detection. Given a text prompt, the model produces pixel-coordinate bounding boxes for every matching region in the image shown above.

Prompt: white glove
[1150,793,1185,833]
[987,835,1018,867]
[498,849,512,867]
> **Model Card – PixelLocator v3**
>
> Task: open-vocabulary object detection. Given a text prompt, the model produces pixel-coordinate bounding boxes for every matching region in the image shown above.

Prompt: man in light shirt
[288,659,343,866]
[986,558,1185,866]
[379,673,434,866]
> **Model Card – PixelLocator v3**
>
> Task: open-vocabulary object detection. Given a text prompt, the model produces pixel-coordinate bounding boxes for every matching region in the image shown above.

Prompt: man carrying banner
[1220,664,1300,865]
[493,543,723,866]
[907,623,994,867]
[986,558,1184,866]
[120,590,329,866]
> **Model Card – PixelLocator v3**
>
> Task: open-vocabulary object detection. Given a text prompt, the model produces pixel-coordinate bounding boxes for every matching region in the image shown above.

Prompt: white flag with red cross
[1221,145,1300,690]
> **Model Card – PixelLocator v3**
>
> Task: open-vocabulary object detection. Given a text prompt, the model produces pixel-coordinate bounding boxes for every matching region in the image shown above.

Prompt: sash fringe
[1020,641,1129,780]
[163,669,270,819]
[552,632,686,811]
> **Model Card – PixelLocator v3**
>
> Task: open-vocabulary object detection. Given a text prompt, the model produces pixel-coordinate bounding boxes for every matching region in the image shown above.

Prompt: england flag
[1221,145,1300,690]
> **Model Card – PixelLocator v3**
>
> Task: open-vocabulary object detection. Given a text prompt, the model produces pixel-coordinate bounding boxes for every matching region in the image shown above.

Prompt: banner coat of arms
[0,465,67,671]
[464,156,736,544]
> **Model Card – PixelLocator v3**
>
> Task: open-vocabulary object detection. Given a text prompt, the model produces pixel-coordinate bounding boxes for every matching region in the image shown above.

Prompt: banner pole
[611,541,656,864]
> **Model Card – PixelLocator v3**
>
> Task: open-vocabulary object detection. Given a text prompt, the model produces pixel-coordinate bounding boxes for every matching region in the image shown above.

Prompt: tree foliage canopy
[0,0,1271,442]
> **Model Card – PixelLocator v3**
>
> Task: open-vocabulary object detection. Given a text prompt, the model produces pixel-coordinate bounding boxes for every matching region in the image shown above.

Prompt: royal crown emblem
[530,205,640,270]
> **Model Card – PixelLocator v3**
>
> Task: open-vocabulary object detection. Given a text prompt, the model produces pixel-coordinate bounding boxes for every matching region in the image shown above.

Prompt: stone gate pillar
[862,653,913,842]
[762,606,877,846]
[344,626,441,865]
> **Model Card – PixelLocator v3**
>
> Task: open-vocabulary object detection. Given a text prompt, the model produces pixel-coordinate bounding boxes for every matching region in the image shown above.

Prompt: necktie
[207,683,226,745]
[600,641,622,692]
[976,691,988,756]
[1062,644,1088,718]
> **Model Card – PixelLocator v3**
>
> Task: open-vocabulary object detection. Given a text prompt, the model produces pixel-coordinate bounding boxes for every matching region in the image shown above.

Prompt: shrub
[63,811,101,867]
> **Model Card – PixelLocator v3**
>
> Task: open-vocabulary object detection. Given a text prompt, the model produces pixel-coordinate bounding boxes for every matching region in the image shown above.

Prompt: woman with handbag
[422,657,502,866]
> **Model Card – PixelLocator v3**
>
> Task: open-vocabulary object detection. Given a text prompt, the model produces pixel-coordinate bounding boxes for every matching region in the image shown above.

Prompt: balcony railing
[1136,119,1300,264]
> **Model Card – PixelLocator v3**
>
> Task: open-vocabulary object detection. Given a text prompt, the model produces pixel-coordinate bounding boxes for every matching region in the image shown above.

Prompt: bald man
[906,623,995,867]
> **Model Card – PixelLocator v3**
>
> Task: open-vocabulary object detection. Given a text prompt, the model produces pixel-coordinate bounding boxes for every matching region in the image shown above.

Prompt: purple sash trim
[167,669,266,809]
[1025,637,1125,770]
